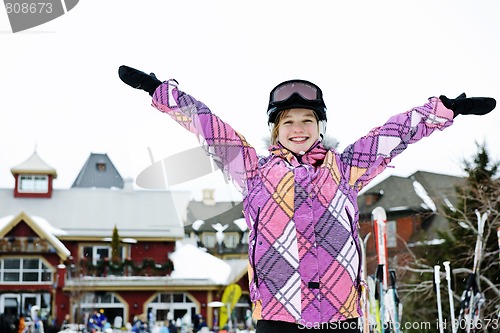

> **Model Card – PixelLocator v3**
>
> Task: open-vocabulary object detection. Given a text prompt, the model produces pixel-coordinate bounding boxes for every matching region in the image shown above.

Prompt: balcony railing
[66,257,174,278]
[0,237,53,253]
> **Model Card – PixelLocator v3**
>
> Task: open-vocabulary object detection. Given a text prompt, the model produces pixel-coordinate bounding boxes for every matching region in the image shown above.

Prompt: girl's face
[277,108,319,154]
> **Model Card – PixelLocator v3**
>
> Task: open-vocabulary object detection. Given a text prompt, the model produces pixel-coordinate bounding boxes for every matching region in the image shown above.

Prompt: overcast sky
[1,0,499,202]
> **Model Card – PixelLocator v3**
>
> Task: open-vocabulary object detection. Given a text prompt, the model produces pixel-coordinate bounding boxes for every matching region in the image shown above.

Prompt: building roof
[185,201,245,232]
[10,151,57,177]
[358,170,465,239]
[0,212,70,260]
[72,153,124,189]
[358,171,463,215]
[0,187,191,239]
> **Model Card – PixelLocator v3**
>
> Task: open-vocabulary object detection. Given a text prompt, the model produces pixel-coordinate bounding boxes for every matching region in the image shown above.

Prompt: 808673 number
[5,2,53,14]
[454,318,499,330]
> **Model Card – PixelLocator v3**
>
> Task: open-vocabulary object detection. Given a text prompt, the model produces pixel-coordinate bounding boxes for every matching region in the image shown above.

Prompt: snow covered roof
[169,242,232,285]
[357,171,466,241]
[0,188,191,239]
[0,212,70,260]
[10,151,57,177]
[185,201,244,232]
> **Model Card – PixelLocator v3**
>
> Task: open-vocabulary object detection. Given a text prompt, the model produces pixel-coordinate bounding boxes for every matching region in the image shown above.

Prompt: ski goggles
[269,79,323,103]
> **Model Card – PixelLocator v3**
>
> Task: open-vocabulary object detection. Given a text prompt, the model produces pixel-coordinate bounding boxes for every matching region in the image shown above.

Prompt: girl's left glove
[118,65,162,96]
[440,93,496,118]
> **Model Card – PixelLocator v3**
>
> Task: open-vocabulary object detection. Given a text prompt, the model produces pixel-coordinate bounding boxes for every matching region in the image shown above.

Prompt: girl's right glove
[118,65,162,96]
[439,93,496,118]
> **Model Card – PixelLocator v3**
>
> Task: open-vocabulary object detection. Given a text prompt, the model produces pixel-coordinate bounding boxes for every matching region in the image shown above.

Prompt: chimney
[202,189,216,206]
[123,177,134,191]
[364,190,384,206]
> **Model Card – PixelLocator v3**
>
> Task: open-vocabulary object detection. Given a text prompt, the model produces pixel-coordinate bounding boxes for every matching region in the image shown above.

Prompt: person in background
[167,320,177,333]
[61,314,70,330]
[159,321,170,333]
[195,316,207,333]
[0,313,12,333]
[29,306,44,333]
[118,66,496,333]
[17,313,26,333]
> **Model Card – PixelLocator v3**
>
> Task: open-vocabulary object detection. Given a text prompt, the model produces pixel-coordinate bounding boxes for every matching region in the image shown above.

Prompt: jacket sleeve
[151,80,259,195]
[340,97,454,190]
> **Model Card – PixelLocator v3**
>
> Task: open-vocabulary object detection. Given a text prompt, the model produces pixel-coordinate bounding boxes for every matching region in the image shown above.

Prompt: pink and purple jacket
[151,81,454,325]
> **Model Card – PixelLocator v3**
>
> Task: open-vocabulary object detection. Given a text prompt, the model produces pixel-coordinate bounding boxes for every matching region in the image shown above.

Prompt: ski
[443,261,457,333]
[388,269,401,333]
[457,210,487,333]
[435,265,445,333]
[359,231,372,332]
[372,207,401,333]
[367,275,378,333]
[375,264,386,333]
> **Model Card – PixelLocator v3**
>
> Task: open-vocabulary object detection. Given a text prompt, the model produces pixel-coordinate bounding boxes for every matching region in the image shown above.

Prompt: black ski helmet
[267,79,327,124]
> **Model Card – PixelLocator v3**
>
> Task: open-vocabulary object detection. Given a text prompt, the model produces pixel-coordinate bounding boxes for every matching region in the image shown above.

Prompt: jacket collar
[269,141,327,166]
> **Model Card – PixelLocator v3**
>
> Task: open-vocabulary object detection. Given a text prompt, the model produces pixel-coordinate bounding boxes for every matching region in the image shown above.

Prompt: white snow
[169,241,231,284]
[211,223,228,245]
[442,195,456,212]
[0,215,14,229]
[192,219,205,231]
[31,215,68,236]
[407,238,446,247]
[0,214,70,258]
[412,180,437,212]
[233,218,248,232]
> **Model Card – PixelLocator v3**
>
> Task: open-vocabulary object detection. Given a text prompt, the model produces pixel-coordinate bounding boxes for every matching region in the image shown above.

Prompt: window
[387,221,397,248]
[96,161,106,172]
[0,258,53,283]
[82,245,125,264]
[82,292,122,304]
[201,234,216,248]
[149,292,197,323]
[18,175,49,193]
[224,233,239,248]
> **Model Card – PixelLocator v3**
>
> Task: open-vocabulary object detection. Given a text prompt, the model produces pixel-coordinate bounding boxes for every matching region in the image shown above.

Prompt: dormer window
[18,175,49,193]
[96,162,106,172]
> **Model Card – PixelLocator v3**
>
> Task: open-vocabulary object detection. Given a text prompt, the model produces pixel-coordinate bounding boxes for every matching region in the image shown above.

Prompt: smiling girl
[119,66,495,333]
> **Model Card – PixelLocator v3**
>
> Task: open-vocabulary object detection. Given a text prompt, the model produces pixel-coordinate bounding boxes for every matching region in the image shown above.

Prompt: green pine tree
[111,225,121,264]
[400,142,500,332]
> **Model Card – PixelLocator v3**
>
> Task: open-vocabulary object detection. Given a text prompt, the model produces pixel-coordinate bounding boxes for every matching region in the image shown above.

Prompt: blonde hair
[271,109,290,144]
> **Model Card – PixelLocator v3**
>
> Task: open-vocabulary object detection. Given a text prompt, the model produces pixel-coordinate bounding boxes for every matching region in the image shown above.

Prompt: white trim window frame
[18,174,49,193]
[0,257,53,283]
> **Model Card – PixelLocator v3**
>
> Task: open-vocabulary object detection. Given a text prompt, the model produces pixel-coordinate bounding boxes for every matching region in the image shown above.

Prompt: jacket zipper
[345,207,363,287]
[251,207,261,287]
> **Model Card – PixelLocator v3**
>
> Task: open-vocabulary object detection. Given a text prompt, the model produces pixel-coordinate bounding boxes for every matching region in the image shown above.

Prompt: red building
[0,152,250,332]
[357,171,464,275]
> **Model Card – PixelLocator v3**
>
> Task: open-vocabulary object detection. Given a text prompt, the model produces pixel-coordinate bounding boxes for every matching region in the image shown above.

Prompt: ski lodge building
[0,151,249,330]
[0,150,462,330]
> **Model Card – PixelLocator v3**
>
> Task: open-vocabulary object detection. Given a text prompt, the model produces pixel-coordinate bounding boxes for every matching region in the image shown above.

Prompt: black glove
[439,93,496,118]
[118,65,162,96]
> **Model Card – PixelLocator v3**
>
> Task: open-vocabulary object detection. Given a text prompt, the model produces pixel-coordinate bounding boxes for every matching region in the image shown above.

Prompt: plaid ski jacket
[151,81,454,325]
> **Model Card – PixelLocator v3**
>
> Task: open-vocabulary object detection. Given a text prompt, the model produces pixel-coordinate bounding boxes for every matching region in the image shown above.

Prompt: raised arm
[342,94,495,190]
[119,65,259,195]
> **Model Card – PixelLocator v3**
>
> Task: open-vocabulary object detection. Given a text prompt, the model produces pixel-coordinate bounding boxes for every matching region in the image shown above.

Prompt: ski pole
[434,265,444,333]
[376,264,386,333]
[466,210,487,333]
[497,226,500,260]
[443,261,456,333]
[389,270,400,333]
